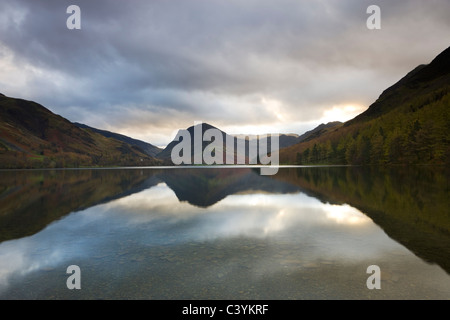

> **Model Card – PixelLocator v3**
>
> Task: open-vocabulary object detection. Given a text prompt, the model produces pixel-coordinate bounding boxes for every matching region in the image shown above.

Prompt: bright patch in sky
[320,104,367,123]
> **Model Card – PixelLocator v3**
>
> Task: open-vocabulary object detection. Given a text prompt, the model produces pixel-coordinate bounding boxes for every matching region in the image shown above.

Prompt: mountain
[73,122,162,157]
[157,123,220,160]
[157,122,261,164]
[0,94,161,168]
[280,46,450,165]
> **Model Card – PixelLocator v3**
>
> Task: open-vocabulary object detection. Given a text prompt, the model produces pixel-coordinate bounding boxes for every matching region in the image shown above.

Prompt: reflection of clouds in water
[324,204,370,225]
[188,195,396,262]
[0,242,27,289]
[106,183,205,221]
[113,186,372,236]
[0,239,66,290]
[0,183,403,292]
[0,208,108,292]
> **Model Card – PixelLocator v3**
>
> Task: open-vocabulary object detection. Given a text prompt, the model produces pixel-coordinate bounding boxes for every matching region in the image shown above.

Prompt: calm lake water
[0,166,449,299]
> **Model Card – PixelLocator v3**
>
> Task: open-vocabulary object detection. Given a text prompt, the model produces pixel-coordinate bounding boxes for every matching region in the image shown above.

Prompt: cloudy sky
[0,0,449,146]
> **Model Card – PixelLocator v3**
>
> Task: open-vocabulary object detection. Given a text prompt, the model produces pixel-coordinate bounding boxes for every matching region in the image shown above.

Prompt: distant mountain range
[232,121,342,149]
[0,45,449,168]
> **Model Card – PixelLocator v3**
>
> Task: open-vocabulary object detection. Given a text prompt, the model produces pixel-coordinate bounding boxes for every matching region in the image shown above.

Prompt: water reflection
[0,166,449,299]
[274,166,450,274]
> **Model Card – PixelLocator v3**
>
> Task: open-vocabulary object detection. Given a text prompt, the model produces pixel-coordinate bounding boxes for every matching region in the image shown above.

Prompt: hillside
[74,122,162,157]
[280,46,450,165]
[0,94,161,168]
[294,121,343,143]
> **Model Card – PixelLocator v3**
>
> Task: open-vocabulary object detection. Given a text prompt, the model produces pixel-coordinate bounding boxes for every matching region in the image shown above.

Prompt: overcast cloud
[0,0,449,146]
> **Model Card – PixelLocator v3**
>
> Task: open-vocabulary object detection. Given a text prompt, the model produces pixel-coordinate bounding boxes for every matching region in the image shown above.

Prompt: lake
[0,166,449,299]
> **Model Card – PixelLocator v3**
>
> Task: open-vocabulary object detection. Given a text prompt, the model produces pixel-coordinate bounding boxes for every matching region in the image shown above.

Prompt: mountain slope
[348,46,450,125]
[73,122,162,157]
[285,121,342,145]
[280,46,450,165]
[0,94,161,168]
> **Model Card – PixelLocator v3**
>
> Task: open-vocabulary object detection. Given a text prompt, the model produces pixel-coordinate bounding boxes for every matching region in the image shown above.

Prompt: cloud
[0,0,449,145]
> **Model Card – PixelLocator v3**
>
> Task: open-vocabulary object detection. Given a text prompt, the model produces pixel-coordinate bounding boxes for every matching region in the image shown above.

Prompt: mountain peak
[185,122,221,132]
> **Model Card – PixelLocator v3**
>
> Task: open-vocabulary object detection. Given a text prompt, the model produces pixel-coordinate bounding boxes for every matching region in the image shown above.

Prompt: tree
[296,152,302,164]
[312,144,319,163]
[303,148,310,164]
[345,138,357,164]
[356,135,372,164]
[387,133,405,163]
[371,131,385,164]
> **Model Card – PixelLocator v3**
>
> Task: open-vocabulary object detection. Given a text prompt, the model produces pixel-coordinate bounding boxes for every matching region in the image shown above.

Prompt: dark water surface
[0,166,449,299]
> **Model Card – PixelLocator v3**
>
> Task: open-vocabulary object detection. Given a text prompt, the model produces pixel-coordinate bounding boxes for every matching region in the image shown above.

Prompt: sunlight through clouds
[320,104,367,123]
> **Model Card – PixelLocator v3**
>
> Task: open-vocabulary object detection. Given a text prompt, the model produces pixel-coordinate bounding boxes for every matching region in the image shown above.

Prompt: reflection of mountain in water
[159,168,298,207]
[273,166,450,275]
[1,166,449,275]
